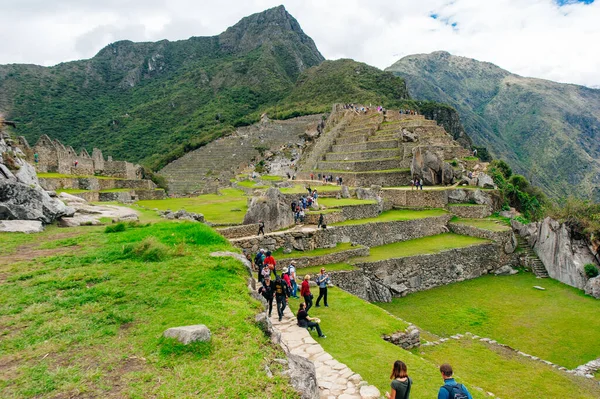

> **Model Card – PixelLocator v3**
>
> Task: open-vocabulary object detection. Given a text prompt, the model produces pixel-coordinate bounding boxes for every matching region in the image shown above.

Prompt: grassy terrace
[379,273,600,369]
[137,188,247,224]
[37,173,123,180]
[259,175,283,181]
[272,242,359,259]
[353,233,490,262]
[0,223,296,398]
[451,217,511,232]
[332,208,448,226]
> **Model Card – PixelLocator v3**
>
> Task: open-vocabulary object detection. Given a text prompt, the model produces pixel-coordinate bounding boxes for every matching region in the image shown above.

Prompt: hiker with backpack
[264,251,277,278]
[273,274,290,322]
[288,261,299,298]
[385,360,412,399]
[254,249,265,282]
[258,275,275,317]
[437,364,473,399]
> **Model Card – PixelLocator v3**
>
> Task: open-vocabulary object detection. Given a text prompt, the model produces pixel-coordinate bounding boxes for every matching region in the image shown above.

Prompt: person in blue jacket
[437,364,473,399]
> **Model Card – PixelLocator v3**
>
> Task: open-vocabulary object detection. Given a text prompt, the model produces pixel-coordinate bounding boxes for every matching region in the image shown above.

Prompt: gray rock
[59,191,87,204]
[477,172,496,189]
[243,187,294,232]
[0,220,44,233]
[163,324,211,345]
[584,276,600,299]
[401,128,418,142]
[14,160,39,186]
[411,147,455,185]
[494,265,518,276]
[340,185,350,199]
[287,353,319,399]
[0,181,75,223]
[533,286,546,291]
[359,385,381,399]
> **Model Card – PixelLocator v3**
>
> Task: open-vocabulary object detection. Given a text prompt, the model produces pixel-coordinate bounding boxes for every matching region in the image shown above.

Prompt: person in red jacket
[282,267,292,289]
[264,251,277,277]
[301,274,313,312]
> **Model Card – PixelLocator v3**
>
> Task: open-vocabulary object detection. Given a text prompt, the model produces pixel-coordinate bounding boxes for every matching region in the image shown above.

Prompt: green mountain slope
[386,51,600,200]
[0,5,324,169]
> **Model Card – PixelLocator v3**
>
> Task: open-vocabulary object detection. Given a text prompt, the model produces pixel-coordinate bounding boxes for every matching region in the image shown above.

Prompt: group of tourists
[410,177,424,190]
[385,361,472,399]
[291,190,318,223]
[399,109,419,115]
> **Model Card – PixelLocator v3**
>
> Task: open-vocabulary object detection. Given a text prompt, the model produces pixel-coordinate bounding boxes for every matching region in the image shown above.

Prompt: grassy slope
[379,273,600,369]
[332,208,448,226]
[353,233,490,262]
[0,223,296,398]
[137,188,247,224]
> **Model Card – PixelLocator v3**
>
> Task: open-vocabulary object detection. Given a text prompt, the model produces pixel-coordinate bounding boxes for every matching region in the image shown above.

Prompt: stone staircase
[516,235,549,278]
[307,110,471,187]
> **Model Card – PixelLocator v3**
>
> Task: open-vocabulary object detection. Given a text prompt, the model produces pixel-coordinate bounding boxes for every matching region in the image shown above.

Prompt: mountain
[0,6,324,169]
[387,51,600,200]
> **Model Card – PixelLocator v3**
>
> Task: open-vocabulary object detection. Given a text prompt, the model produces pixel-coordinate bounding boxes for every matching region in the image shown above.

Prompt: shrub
[105,223,126,233]
[584,263,599,278]
[450,159,458,167]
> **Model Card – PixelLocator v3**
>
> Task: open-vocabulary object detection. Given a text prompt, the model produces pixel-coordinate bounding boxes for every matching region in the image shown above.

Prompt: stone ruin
[18,134,142,180]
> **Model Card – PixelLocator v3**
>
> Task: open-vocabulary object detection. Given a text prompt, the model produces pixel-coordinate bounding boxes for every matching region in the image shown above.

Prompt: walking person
[264,251,277,277]
[315,267,331,307]
[257,220,265,236]
[385,360,412,399]
[317,213,324,229]
[297,303,326,338]
[255,249,265,282]
[288,261,299,298]
[273,274,289,322]
[438,364,473,399]
[258,276,275,317]
[301,274,313,312]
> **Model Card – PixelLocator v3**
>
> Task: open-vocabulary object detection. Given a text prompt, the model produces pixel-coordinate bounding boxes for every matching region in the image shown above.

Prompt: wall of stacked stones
[217,224,260,239]
[284,245,369,269]
[134,189,166,200]
[448,222,517,266]
[447,204,491,218]
[39,177,155,191]
[382,189,448,208]
[332,243,501,302]
[340,171,412,187]
[304,211,344,225]
[232,229,336,254]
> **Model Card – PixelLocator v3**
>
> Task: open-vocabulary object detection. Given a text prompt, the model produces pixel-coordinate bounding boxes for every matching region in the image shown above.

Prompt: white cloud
[0,0,599,87]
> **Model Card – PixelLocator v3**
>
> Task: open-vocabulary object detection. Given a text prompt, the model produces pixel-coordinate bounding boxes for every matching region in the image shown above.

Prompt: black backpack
[442,384,469,399]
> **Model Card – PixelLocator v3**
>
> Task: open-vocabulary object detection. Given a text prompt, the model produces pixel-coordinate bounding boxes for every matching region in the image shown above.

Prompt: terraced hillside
[159,115,322,194]
[301,108,471,186]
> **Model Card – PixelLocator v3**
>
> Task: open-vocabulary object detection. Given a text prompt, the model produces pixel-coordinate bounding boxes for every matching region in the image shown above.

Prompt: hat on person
[265,275,271,280]
[282,267,289,273]
[260,248,265,253]
[290,260,297,265]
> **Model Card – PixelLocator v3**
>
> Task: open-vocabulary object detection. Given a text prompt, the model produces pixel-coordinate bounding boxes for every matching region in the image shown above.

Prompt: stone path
[271,307,381,399]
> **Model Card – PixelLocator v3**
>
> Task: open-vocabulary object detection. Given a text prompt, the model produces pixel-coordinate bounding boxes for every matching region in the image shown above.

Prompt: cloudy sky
[1,0,598,87]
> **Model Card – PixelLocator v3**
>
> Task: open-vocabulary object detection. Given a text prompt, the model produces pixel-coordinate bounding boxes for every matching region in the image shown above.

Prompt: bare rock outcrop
[411,147,455,185]
[584,276,600,299]
[243,187,293,232]
[512,217,597,290]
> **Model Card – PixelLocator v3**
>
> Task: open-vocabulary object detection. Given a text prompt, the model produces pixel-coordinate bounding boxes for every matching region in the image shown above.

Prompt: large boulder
[286,353,319,399]
[477,172,496,189]
[411,147,455,185]
[0,181,75,223]
[243,187,294,232]
[584,276,600,299]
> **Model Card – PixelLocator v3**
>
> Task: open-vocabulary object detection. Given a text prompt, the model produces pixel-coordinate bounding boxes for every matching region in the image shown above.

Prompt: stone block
[163,324,211,345]
[0,220,44,233]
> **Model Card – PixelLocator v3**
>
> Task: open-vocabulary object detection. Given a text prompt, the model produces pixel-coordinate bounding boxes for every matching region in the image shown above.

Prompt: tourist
[438,364,473,399]
[255,249,266,281]
[419,179,423,190]
[288,261,299,298]
[258,275,275,317]
[339,176,343,185]
[307,185,312,195]
[310,173,314,180]
[73,160,78,167]
[34,153,39,164]
[299,208,305,223]
[473,149,478,158]
[297,302,325,338]
[261,264,272,281]
[273,274,289,322]
[282,267,292,290]
[301,274,313,312]
[257,220,265,236]
[317,173,321,181]
[315,267,331,307]
[287,172,291,179]
[264,251,277,277]
[318,213,324,229]
[291,201,297,213]
[385,360,412,399]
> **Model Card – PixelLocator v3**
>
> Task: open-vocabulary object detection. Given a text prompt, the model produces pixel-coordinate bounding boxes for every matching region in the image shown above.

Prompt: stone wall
[282,245,369,269]
[382,189,448,208]
[447,204,491,218]
[383,326,420,350]
[331,243,501,302]
[231,229,336,254]
[448,222,517,266]
[512,218,598,290]
[38,177,155,191]
[304,211,344,225]
[217,224,260,239]
[135,189,166,200]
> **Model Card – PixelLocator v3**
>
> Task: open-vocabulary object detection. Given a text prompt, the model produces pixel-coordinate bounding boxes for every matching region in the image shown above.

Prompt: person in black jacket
[297,303,325,338]
[258,276,275,317]
[273,275,289,322]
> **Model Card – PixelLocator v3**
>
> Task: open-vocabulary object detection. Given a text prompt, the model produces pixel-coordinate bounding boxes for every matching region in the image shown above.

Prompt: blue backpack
[442,384,469,399]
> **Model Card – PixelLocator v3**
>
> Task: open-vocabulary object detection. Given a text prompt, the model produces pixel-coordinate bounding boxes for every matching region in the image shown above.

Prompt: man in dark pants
[257,220,265,236]
[258,276,275,317]
[315,267,331,307]
[273,275,289,321]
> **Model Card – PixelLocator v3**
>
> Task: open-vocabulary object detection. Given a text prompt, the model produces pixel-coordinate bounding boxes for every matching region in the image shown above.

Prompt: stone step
[317,158,402,172]
[331,140,399,153]
[325,148,401,161]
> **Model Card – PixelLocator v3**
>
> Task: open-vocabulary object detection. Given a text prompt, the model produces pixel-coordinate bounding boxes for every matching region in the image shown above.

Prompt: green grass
[451,218,511,232]
[416,339,600,398]
[303,288,488,398]
[353,233,490,262]
[379,273,600,369]
[137,188,248,224]
[279,185,342,194]
[332,208,448,226]
[318,198,376,208]
[259,175,283,181]
[272,242,358,259]
[0,223,296,398]
[236,180,267,189]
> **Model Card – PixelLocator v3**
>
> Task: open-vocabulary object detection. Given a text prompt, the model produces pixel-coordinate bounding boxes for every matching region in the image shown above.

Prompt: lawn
[0,223,296,398]
[301,288,488,399]
[137,188,248,224]
[271,242,358,259]
[451,217,511,232]
[416,339,600,398]
[379,273,600,369]
[332,208,448,226]
[318,198,376,208]
[260,175,283,181]
[352,233,490,262]
[237,180,268,189]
